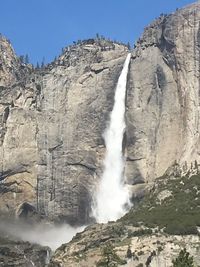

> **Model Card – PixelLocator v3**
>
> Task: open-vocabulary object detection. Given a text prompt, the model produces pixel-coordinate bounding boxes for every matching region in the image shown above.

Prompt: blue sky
[0,0,196,65]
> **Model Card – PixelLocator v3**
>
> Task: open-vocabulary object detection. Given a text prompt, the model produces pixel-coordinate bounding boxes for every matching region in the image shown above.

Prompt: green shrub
[132,229,152,237]
[164,224,198,235]
[172,248,194,267]
[137,251,144,256]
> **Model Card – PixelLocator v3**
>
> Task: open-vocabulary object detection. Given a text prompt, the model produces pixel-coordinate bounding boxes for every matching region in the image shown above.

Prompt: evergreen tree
[19,55,24,63]
[127,42,131,50]
[195,160,198,170]
[96,33,100,40]
[172,248,194,267]
[126,246,132,259]
[96,243,126,267]
[25,54,29,64]
[41,57,45,68]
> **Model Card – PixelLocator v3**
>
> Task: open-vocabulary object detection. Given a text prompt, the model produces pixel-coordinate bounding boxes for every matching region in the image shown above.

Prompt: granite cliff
[126,2,200,196]
[0,36,128,224]
[0,1,200,229]
[1,1,200,267]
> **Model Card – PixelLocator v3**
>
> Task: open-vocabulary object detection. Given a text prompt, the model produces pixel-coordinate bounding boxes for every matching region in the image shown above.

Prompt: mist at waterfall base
[0,219,85,251]
[92,53,131,223]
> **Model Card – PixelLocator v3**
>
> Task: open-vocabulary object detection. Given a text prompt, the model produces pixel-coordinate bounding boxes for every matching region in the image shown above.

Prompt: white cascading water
[93,53,131,223]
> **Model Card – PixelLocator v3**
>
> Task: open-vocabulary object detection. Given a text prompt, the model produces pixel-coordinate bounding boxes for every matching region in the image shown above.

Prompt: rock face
[1,2,200,225]
[0,35,29,87]
[126,2,200,190]
[0,37,128,224]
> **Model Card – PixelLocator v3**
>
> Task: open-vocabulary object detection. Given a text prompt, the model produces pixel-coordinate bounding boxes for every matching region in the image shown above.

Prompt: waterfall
[93,53,131,223]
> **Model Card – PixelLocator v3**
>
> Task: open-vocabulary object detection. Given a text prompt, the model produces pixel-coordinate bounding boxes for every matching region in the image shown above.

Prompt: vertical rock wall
[126,3,200,192]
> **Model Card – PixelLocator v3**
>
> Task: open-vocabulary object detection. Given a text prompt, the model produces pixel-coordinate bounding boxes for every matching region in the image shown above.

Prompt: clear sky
[0,0,196,65]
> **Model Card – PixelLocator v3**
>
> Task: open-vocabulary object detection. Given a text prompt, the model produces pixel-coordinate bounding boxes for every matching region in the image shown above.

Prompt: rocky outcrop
[49,223,200,267]
[0,35,30,87]
[0,234,50,267]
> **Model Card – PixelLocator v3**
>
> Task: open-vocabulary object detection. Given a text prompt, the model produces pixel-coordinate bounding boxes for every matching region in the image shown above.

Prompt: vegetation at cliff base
[121,174,200,235]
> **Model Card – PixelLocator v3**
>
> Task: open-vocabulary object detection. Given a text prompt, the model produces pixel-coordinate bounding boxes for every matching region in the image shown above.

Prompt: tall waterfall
[93,53,131,223]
